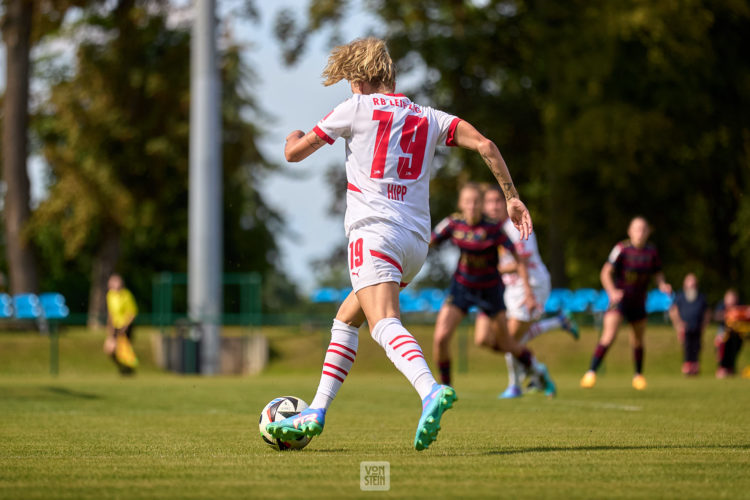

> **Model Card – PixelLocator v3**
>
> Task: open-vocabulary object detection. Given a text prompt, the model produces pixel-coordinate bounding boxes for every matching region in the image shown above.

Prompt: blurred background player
[265,37,533,451]
[482,185,578,399]
[104,273,138,375]
[713,288,745,378]
[430,183,555,397]
[669,273,710,376]
[580,216,671,390]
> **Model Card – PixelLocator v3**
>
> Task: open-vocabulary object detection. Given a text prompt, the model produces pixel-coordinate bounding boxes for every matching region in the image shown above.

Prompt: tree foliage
[30,1,294,318]
[276,0,750,302]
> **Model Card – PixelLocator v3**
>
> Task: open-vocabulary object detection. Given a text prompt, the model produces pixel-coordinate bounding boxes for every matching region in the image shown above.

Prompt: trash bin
[163,319,203,374]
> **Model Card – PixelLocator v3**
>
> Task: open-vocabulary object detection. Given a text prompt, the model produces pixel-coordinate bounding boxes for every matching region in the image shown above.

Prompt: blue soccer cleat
[535,363,557,398]
[266,407,326,440]
[414,384,457,451]
[498,385,523,399]
[559,312,580,340]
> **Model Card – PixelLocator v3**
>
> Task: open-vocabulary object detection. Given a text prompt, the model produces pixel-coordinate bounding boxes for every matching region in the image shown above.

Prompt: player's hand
[676,324,685,343]
[507,198,533,240]
[103,335,116,355]
[285,130,305,145]
[524,291,538,314]
[609,288,624,305]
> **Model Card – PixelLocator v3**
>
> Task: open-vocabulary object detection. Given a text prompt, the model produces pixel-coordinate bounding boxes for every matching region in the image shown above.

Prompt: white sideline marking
[558,400,643,412]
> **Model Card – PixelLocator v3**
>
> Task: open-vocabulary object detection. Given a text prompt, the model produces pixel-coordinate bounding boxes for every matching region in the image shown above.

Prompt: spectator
[104,274,138,374]
[669,273,711,375]
[714,289,744,378]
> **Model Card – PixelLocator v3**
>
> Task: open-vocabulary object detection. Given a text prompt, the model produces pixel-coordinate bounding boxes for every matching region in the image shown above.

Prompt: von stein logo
[360,461,390,491]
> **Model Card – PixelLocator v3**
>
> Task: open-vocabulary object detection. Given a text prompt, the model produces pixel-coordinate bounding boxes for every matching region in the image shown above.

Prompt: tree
[276,0,749,300]
[1,0,96,294]
[2,0,37,294]
[31,0,292,324]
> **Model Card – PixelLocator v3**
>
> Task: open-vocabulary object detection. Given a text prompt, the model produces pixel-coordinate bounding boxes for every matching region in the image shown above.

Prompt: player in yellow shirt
[104,274,138,374]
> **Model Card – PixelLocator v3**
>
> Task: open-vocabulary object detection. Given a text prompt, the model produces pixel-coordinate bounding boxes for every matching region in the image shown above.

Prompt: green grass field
[1,323,749,499]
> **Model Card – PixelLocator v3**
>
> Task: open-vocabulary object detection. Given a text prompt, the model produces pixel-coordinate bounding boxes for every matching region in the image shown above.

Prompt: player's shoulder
[617,238,632,249]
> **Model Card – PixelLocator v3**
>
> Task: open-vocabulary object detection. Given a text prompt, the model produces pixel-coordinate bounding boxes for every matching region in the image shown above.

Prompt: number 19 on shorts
[349,238,364,271]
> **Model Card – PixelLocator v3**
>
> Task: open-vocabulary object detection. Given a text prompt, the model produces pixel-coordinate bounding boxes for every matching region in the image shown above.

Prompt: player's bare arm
[600,262,623,304]
[654,272,672,295]
[284,129,327,162]
[452,120,532,239]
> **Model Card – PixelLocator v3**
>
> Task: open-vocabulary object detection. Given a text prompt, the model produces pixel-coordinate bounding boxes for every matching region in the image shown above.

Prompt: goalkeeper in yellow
[104,274,139,374]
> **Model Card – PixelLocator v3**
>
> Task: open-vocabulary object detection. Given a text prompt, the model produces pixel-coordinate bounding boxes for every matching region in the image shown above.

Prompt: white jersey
[500,218,551,287]
[313,93,460,243]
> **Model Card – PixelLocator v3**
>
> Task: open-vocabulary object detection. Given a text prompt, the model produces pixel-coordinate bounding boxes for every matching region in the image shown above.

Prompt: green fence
[151,272,262,328]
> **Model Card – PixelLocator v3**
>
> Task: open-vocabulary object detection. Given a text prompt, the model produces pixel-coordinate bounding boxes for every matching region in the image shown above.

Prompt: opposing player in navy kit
[581,217,671,390]
[482,185,578,398]
[265,37,532,450]
[431,183,555,395]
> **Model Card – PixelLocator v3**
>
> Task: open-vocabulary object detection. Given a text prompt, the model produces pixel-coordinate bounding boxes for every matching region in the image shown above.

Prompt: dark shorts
[616,297,647,323]
[445,278,505,317]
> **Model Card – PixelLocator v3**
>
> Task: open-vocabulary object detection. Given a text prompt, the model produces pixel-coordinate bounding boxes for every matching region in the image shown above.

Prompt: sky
[1,1,454,295]
[234,2,380,293]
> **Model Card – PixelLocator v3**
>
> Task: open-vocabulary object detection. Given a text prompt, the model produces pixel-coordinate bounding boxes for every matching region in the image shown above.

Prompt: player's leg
[503,283,543,396]
[684,328,700,376]
[581,309,622,387]
[630,319,647,389]
[433,303,464,385]
[521,313,579,343]
[359,282,456,450]
[355,222,456,450]
[492,313,556,397]
[500,317,530,398]
[266,293,365,440]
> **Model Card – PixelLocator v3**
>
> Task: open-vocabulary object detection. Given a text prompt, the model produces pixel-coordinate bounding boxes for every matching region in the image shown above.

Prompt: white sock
[521,316,563,343]
[505,352,528,388]
[370,317,436,400]
[309,319,358,410]
[505,352,518,387]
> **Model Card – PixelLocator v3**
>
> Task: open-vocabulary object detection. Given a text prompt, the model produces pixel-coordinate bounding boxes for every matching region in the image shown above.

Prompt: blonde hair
[322,37,396,89]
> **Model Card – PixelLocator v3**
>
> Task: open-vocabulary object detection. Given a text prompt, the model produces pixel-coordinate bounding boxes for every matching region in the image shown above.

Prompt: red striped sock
[310,319,358,409]
[371,317,436,399]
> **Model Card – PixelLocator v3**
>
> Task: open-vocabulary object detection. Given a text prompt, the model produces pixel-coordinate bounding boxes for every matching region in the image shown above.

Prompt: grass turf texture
[1,324,749,499]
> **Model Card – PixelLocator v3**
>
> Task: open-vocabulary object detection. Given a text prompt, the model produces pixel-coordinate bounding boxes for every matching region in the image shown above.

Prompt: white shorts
[504,279,551,322]
[347,221,428,293]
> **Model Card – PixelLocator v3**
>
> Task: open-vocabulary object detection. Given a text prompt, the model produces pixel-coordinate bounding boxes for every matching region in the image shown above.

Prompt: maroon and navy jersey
[431,214,514,289]
[607,239,662,303]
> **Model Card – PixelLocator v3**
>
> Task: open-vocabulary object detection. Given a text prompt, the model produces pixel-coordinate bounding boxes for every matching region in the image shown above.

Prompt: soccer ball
[258,396,312,451]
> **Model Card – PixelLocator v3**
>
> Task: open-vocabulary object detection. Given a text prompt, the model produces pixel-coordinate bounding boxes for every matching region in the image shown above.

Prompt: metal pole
[189,0,222,375]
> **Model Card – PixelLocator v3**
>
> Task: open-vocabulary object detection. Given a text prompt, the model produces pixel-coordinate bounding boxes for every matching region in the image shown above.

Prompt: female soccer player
[265,37,532,451]
[580,216,671,390]
[431,184,554,396]
[482,185,578,399]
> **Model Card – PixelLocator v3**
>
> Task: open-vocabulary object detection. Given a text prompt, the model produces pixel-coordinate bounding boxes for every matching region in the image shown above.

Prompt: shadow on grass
[487,443,750,455]
[44,386,102,400]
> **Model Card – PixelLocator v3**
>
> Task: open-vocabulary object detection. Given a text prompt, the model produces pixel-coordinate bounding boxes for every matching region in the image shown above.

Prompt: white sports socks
[370,317,436,400]
[310,319,359,410]
[520,316,564,344]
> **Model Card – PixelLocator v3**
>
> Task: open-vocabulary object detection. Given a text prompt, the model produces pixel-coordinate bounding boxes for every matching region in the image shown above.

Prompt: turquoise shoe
[414,384,457,451]
[266,407,326,439]
[560,312,580,340]
[536,363,557,398]
[498,385,523,399]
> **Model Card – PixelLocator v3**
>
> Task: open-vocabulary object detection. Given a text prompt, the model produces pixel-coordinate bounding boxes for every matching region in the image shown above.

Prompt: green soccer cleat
[559,311,580,340]
[414,384,457,451]
[266,407,326,440]
[536,363,557,398]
